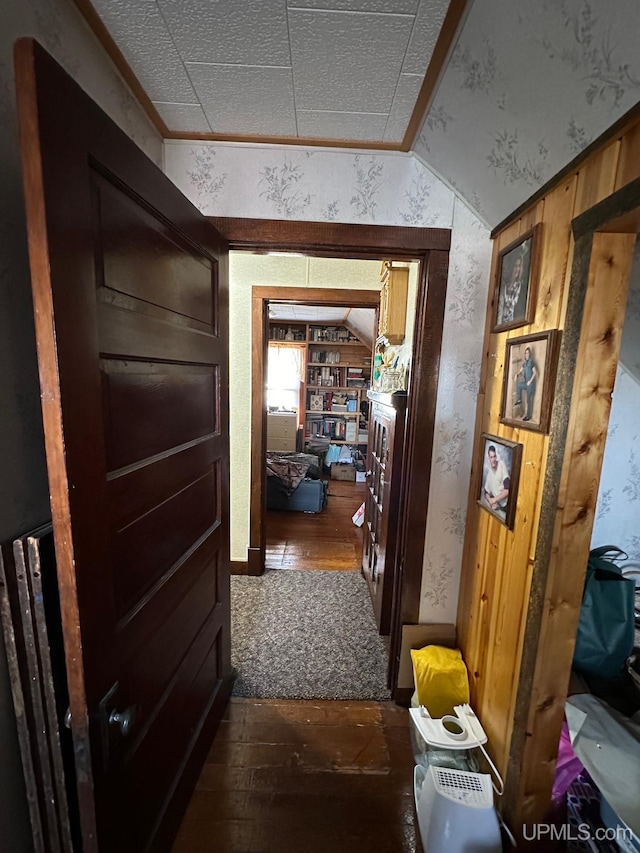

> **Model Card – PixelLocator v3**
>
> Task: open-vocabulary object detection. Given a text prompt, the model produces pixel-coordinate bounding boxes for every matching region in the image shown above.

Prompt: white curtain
[267,344,303,411]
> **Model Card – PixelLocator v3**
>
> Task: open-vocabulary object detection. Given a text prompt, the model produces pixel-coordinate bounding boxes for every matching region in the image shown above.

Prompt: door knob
[108,706,136,737]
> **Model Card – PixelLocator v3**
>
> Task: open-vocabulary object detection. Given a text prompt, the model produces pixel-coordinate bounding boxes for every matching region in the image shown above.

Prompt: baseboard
[393,687,413,707]
[247,547,263,576]
[230,561,249,575]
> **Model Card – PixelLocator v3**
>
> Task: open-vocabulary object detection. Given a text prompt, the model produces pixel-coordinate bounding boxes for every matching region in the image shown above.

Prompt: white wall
[164,141,492,615]
[0,1,161,850]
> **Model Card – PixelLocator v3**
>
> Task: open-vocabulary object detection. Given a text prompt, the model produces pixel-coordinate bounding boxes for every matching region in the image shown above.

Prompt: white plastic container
[414,765,502,853]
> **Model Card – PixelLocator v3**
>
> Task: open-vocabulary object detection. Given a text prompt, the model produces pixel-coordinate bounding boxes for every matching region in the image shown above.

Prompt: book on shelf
[309,350,341,364]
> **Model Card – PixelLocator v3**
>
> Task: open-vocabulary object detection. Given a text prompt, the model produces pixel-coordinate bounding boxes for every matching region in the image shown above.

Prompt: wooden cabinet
[379,261,408,344]
[361,391,407,635]
[268,322,372,448]
[267,412,297,452]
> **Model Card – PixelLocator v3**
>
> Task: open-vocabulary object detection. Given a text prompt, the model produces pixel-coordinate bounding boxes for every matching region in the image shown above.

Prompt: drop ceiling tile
[402,0,450,75]
[288,0,419,12]
[152,102,212,132]
[157,0,291,65]
[288,9,414,113]
[297,110,388,141]
[91,0,199,103]
[187,65,297,135]
[384,73,423,142]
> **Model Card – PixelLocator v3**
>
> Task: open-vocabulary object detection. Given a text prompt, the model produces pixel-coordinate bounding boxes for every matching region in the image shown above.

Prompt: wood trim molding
[73,0,467,154]
[252,286,381,306]
[251,286,380,577]
[71,0,170,138]
[209,218,451,256]
[388,249,449,693]
[247,548,262,576]
[169,130,401,150]
[230,561,249,576]
[572,174,640,239]
[249,291,268,577]
[392,687,413,708]
[396,249,449,626]
[401,0,471,151]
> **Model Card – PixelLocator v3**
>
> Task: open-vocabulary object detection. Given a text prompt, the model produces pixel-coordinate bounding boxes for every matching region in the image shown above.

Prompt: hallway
[171,476,418,852]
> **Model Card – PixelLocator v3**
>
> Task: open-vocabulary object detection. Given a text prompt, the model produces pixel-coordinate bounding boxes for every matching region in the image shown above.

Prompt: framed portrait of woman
[500,330,561,433]
[493,225,542,332]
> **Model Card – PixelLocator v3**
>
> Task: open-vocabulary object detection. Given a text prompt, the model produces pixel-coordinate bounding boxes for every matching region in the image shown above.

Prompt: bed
[266,452,328,513]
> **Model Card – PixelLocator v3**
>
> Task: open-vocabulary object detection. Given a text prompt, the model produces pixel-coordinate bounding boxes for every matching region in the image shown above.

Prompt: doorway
[264,295,378,574]
[503,177,640,826]
[212,217,452,698]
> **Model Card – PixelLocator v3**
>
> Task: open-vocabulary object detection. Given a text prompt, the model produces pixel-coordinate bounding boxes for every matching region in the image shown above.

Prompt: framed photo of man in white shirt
[477,433,523,529]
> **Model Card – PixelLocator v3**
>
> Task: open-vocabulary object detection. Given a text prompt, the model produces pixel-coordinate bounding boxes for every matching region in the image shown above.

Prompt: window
[267,344,303,411]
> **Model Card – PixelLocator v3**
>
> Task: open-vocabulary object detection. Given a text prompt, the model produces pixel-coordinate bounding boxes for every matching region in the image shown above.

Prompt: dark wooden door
[15,40,232,853]
[361,392,407,635]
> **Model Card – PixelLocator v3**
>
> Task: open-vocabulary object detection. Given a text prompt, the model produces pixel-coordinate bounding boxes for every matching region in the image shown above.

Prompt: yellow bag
[410,645,470,718]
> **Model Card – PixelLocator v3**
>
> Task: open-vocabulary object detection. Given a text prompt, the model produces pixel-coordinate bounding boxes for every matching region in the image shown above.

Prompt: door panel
[15,40,232,853]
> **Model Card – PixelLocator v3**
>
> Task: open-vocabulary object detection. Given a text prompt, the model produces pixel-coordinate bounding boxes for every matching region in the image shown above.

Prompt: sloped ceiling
[81,0,640,228]
[269,304,349,323]
[414,0,640,225]
[269,303,377,348]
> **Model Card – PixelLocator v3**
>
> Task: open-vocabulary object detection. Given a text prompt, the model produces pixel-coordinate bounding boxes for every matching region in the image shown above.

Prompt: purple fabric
[553,721,584,801]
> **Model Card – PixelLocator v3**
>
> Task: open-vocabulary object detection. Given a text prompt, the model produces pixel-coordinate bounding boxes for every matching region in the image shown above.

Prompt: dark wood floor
[171,698,418,853]
[265,477,366,571]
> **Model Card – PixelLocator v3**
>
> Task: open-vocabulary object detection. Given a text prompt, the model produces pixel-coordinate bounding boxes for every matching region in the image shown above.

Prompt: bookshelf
[268,322,372,447]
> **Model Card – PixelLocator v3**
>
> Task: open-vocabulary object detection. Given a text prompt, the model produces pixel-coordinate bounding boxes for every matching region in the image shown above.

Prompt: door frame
[502,177,640,827]
[252,284,381,568]
[211,218,451,694]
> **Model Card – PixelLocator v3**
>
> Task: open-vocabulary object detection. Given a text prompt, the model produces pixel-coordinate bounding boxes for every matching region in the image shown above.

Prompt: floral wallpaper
[165,142,455,227]
[592,239,640,565]
[415,0,640,227]
[165,141,491,619]
[419,201,492,621]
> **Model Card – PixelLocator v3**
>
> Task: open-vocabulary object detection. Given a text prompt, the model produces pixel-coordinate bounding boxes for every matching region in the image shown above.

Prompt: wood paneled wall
[457,115,640,832]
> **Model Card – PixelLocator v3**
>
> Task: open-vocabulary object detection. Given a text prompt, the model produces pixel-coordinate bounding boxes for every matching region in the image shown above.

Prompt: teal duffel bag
[573,546,636,680]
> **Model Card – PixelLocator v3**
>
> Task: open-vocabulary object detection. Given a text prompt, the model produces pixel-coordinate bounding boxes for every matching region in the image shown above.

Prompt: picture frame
[477,433,522,529]
[493,224,542,332]
[500,330,561,433]
[310,395,324,411]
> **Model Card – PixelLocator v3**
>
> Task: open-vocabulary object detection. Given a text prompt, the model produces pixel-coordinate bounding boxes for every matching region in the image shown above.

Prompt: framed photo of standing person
[500,330,561,433]
[493,225,541,332]
[477,434,522,529]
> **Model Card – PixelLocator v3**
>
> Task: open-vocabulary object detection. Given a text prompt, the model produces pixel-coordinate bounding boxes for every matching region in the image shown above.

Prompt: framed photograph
[493,225,541,332]
[477,433,522,529]
[500,330,561,433]
[309,395,324,411]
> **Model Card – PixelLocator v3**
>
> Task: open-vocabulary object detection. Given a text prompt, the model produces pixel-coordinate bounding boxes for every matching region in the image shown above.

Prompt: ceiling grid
[89,0,450,143]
